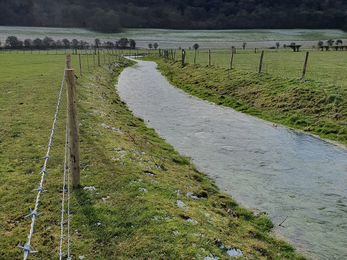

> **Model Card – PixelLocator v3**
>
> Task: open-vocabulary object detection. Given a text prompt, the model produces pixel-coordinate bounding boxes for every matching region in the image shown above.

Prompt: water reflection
[116,59,347,259]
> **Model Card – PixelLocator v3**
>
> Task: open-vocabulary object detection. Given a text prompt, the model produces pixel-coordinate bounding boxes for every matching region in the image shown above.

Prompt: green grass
[142,53,347,146]
[0,51,305,259]
[181,48,347,88]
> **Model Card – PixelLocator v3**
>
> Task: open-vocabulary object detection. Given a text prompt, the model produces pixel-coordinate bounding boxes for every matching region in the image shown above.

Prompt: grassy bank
[142,54,347,146]
[181,48,347,88]
[0,52,305,259]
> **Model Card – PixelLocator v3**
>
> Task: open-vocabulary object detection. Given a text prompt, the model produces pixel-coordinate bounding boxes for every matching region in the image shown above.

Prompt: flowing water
[116,59,347,259]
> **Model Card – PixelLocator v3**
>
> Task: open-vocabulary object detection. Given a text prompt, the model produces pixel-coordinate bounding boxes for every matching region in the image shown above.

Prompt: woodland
[0,0,347,32]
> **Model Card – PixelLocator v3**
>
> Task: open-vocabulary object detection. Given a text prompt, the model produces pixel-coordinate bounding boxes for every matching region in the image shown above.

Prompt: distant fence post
[229,48,234,70]
[259,50,264,73]
[208,49,211,66]
[182,49,185,66]
[86,53,90,72]
[97,51,100,66]
[78,53,82,76]
[93,53,95,69]
[302,52,309,80]
[65,69,80,188]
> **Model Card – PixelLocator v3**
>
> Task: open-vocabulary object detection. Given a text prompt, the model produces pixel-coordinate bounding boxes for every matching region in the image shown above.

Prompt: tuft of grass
[1,52,305,259]
[142,54,347,146]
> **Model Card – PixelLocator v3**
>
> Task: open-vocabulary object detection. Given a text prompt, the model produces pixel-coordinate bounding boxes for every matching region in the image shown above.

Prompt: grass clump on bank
[0,52,305,259]
[142,55,347,146]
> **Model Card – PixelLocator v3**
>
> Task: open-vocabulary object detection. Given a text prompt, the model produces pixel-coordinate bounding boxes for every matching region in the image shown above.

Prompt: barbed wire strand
[67,128,72,260]
[18,63,66,260]
[59,109,69,260]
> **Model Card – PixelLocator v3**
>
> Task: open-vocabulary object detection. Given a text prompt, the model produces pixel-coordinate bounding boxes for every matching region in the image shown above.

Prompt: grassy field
[171,48,347,88]
[0,52,306,259]
[143,50,347,146]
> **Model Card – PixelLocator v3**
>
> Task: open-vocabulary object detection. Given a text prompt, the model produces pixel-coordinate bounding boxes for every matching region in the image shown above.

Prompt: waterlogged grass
[142,54,347,146]
[0,52,306,259]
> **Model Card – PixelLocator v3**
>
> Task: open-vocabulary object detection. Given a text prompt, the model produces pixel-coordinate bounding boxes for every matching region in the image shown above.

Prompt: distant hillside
[1,0,347,32]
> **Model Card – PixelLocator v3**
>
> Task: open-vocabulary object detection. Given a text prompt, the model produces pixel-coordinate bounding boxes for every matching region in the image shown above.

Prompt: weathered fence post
[182,49,185,66]
[65,69,80,188]
[229,48,234,70]
[78,53,82,76]
[208,49,211,66]
[66,54,71,69]
[93,53,95,69]
[259,50,264,73]
[302,52,309,80]
[97,51,100,66]
[86,53,90,72]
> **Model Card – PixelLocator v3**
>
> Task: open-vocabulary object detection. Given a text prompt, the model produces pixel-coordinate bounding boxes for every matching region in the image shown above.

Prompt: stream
[115,59,347,259]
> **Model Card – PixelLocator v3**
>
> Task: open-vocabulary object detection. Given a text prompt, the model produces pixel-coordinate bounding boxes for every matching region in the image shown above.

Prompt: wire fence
[17,60,71,259]
[161,48,347,88]
[59,109,71,260]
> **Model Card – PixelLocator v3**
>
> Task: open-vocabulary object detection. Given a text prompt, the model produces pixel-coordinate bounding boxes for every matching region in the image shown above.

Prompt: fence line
[17,61,67,260]
[16,51,122,258]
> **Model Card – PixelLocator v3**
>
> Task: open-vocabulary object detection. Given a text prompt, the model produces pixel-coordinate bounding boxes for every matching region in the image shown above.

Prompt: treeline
[2,36,137,50]
[1,0,347,31]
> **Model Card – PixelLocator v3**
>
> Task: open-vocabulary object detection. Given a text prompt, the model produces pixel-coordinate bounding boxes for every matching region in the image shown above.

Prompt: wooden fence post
[78,53,82,76]
[66,54,71,69]
[259,50,264,73]
[86,53,89,72]
[208,49,211,66]
[182,49,185,66]
[97,51,100,66]
[302,52,309,80]
[65,69,80,189]
[93,53,95,69]
[229,48,234,70]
